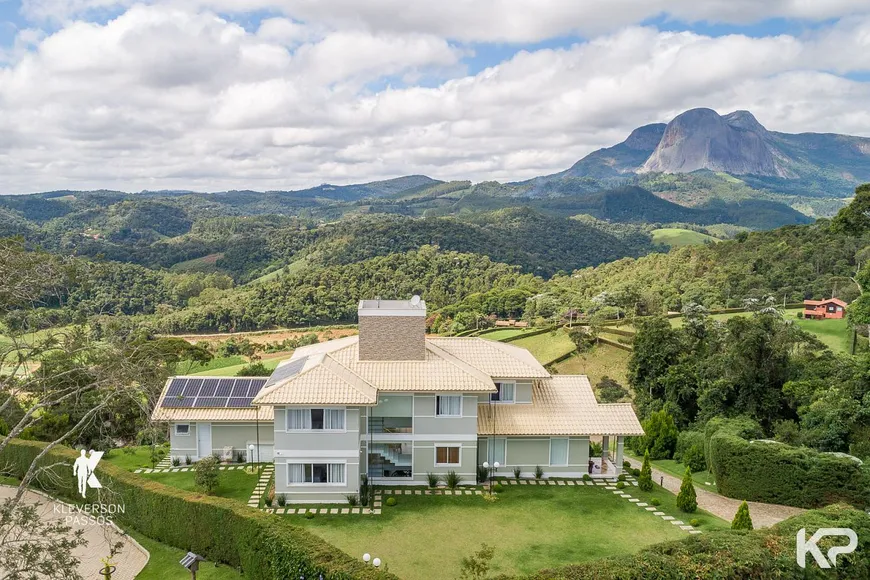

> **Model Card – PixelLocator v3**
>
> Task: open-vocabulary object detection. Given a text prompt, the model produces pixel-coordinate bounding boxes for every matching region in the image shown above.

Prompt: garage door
[248,443,274,463]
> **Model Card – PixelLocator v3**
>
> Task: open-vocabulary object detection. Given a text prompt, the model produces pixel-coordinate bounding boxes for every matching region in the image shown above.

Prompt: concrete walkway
[0,485,149,580]
[626,458,805,528]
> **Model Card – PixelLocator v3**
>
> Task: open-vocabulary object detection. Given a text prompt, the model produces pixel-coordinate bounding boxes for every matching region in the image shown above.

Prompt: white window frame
[549,437,569,466]
[285,407,346,432]
[286,461,347,486]
[174,424,190,436]
[434,445,462,467]
[435,395,463,417]
[491,382,515,404]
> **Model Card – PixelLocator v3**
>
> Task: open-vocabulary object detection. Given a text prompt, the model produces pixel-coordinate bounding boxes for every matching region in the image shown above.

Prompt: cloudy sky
[1,1,870,193]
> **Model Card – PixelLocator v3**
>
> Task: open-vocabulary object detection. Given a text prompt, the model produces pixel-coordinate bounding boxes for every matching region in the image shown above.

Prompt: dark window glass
[490,384,501,402]
[312,463,328,482]
[311,408,324,429]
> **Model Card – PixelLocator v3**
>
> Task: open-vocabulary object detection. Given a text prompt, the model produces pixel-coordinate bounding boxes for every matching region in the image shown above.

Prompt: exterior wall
[273,406,362,502]
[477,436,590,478]
[358,315,425,360]
[412,440,477,482]
[169,422,274,462]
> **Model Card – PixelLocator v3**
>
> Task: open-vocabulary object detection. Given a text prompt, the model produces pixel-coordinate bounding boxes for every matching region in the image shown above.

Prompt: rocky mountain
[541,108,870,199]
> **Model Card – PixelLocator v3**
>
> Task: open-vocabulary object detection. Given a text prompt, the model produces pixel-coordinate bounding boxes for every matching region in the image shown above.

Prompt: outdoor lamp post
[248,444,255,473]
[363,553,371,564]
[373,558,381,568]
[482,461,500,492]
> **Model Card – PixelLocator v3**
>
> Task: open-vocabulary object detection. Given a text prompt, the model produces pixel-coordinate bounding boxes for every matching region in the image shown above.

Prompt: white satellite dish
[410,295,421,306]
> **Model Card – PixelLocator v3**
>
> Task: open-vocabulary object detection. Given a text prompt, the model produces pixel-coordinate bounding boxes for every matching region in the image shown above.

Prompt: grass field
[651,228,719,248]
[480,328,534,340]
[550,344,630,386]
[103,446,170,471]
[169,253,224,274]
[127,528,243,580]
[506,329,576,365]
[182,356,245,374]
[140,467,261,503]
[191,353,294,376]
[298,484,725,579]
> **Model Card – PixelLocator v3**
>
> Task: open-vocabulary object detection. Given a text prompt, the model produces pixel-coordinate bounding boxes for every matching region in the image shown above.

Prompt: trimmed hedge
[511,504,870,579]
[705,419,870,509]
[0,439,393,580]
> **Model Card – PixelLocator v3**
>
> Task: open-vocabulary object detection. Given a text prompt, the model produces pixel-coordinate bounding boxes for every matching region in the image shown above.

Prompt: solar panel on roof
[231,379,250,397]
[227,397,253,407]
[215,379,234,397]
[193,397,230,408]
[262,357,308,388]
[198,379,217,396]
[182,380,200,396]
[166,378,186,397]
[165,396,194,408]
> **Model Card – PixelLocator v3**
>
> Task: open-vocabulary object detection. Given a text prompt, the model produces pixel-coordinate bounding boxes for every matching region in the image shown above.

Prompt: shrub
[235,450,245,463]
[689,518,701,527]
[638,450,653,491]
[631,468,641,477]
[637,410,679,459]
[676,468,697,513]
[796,311,804,318]
[706,418,870,508]
[732,501,753,530]
[184,455,192,465]
[650,498,661,506]
[589,441,603,456]
[534,465,544,480]
[194,456,220,494]
[171,457,181,467]
[617,474,626,482]
[492,484,504,493]
[346,494,358,507]
[276,494,286,507]
[359,474,370,507]
[385,497,397,507]
[513,466,522,480]
[426,472,440,488]
[304,510,315,519]
[616,481,625,489]
[674,430,707,472]
[682,445,707,473]
[622,461,631,470]
[582,473,591,481]
[263,495,272,507]
[0,438,393,579]
[446,470,462,490]
[477,465,489,484]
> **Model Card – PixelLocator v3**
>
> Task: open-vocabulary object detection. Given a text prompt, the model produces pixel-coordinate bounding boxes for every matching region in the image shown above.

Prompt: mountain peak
[624,123,668,151]
[640,108,784,176]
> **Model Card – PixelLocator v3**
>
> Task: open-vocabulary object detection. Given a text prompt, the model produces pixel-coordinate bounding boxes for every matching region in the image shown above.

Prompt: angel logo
[72,449,104,498]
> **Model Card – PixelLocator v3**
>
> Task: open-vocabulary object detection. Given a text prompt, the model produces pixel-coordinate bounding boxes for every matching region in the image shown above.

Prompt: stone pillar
[601,435,609,471]
[616,436,624,472]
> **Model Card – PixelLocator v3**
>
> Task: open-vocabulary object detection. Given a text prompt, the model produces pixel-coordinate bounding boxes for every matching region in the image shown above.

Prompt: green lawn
[126,528,243,580]
[104,446,170,471]
[550,344,631,386]
[297,485,722,580]
[480,328,533,340]
[182,356,245,375]
[651,228,719,248]
[141,467,261,503]
[506,330,576,365]
[191,354,292,376]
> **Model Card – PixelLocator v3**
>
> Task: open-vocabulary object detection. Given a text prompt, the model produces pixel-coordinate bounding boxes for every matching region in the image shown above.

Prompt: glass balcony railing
[369,417,413,434]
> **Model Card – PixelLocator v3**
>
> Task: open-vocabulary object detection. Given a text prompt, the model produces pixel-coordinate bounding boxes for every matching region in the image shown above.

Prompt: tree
[832,183,870,235]
[676,467,698,513]
[236,362,271,376]
[194,456,220,494]
[460,543,495,580]
[638,450,653,491]
[638,410,679,459]
[595,376,628,403]
[731,501,753,530]
[0,499,86,580]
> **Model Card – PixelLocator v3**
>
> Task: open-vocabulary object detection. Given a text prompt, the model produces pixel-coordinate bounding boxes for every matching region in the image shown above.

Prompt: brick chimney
[357,296,426,361]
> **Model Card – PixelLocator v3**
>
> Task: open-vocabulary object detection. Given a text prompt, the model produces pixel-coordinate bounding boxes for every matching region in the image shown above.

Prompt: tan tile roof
[427,337,550,378]
[477,375,644,436]
[150,378,274,422]
[253,354,379,405]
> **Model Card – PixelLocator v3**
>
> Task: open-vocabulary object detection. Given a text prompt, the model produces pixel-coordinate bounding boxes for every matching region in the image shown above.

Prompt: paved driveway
[0,485,149,580]
[626,458,805,528]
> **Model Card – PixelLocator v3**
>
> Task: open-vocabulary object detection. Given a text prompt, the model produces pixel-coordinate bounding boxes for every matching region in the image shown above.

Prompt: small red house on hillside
[803,298,847,320]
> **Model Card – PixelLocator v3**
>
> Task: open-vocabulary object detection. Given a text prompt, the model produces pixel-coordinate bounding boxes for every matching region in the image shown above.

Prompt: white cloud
[1,4,870,192]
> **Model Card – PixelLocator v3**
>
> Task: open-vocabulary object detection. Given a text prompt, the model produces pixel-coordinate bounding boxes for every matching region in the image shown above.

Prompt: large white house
[151,298,643,503]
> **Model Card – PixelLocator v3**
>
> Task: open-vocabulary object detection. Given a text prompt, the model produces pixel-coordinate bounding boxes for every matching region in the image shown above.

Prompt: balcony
[370,416,412,434]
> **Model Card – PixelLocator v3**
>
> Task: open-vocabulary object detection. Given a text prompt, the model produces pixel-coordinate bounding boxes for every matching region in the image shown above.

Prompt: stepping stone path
[248,465,273,508]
